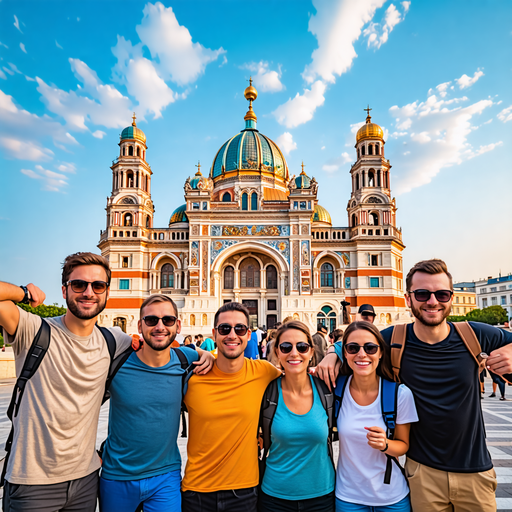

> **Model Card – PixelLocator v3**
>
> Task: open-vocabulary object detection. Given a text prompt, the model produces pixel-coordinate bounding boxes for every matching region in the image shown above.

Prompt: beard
[142,330,176,351]
[66,294,107,320]
[410,301,451,327]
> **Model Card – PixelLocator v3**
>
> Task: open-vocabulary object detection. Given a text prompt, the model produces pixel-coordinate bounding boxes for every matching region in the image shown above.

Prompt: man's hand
[193,349,215,375]
[315,352,341,391]
[25,283,45,308]
[487,344,512,375]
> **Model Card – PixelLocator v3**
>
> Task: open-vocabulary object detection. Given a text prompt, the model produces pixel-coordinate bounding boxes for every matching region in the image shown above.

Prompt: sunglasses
[409,289,453,303]
[216,323,249,336]
[344,343,380,355]
[278,342,312,354]
[65,280,109,294]
[142,315,177,327]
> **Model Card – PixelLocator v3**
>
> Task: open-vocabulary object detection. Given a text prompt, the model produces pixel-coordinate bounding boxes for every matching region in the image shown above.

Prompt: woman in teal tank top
[259,321,335,512]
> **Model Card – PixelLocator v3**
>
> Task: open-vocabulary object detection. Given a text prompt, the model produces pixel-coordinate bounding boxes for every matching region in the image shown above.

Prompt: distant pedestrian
[358,304,376,324]
[312,325,329,363]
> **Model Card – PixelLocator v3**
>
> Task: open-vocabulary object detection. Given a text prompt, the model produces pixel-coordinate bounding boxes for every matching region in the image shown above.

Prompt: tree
[466,306,508,326]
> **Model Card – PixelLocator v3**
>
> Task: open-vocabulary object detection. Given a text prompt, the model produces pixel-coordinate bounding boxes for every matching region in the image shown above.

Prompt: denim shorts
[335,494,411,512]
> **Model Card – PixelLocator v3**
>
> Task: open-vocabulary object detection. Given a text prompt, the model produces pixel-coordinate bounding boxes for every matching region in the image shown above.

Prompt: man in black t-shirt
[318,259,512,512]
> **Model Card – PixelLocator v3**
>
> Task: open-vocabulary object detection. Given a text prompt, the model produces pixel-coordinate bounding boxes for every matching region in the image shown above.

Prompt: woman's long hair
[339,321,393,380]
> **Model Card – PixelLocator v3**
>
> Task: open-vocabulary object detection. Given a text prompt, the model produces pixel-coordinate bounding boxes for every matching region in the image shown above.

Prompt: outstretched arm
[313,344,342,391]
[192,347,215,375]
[0,282,45,335]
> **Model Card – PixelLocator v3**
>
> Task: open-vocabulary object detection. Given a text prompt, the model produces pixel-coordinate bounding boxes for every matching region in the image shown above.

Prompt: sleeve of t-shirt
[4,306,42,356]
[180,346,200,365]
[333,341,343,361]
[396,384,419,425]
[109,326,134,358]
[257,359,282,384]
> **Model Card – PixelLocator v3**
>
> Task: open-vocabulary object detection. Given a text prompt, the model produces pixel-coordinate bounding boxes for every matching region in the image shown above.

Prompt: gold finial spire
[244,77,258,124]
[364,105,372,123]
[132,112,137,126]
[195,161,202,176]
[300,161,306,175]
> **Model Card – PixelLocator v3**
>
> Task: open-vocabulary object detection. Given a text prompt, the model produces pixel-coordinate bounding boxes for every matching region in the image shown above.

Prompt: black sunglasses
[278,342,312,354]
[216,323,249,336]
[344,343,380,355]
[65,280,109,294]
[409,289,453,303]
[142,315,177,327]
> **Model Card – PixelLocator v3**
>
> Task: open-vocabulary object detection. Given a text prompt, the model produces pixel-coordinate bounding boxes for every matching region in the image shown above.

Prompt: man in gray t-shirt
[0,252,133,512]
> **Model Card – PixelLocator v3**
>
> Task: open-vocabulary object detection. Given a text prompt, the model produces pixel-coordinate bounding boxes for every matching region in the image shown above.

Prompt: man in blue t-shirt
[318,259,512,512]
[99,295,214,512]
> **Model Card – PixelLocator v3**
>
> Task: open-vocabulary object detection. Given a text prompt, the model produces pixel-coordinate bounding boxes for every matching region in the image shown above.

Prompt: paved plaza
[0,378,511,509]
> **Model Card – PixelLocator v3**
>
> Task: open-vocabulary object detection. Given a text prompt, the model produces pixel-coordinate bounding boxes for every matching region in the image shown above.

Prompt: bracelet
[380,442,389,453]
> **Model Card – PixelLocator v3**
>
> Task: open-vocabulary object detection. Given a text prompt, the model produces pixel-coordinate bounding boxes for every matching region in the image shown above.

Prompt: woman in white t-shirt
[335,321,418,512]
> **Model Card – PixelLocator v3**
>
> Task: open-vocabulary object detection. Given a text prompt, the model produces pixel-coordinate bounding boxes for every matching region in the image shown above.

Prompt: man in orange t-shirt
[182,302,281,512]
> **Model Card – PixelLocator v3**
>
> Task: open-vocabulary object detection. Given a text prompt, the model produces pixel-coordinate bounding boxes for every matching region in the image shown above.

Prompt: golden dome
[311,204,332,226]
[244,77,258,102]
[356,107,384,143]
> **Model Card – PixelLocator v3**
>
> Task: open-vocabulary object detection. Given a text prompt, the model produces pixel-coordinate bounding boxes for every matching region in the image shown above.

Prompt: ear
[405,293,412,308]
[61,284,67,300]
[176,319,182,334]
[137,320,143,336]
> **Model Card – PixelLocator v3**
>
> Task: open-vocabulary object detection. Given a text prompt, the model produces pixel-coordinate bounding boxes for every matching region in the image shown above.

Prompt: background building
[451,282,477,316]
[474,275,512,321]
[97,83,409,334]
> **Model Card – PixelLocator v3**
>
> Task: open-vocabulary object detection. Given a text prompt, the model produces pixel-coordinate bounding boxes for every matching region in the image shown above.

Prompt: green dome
[169,204,188,224]
[121,115,146,144]
[295,171,311,189]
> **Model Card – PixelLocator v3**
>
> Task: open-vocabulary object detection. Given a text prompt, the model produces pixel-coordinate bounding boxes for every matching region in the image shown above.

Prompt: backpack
[259,376,334,482]
[333,374,404,484]
[390,321,488,383]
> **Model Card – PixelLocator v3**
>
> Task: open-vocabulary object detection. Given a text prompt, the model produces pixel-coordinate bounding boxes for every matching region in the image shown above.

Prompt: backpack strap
[171,347,195,438]
[390,324,407,383]
[312,377,335,469]
[1,319,51,487]
[453,322,486,370]
[259,378,279,482]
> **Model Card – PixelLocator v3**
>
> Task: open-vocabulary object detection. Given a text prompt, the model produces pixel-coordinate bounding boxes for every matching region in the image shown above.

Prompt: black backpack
[259,376,335,482]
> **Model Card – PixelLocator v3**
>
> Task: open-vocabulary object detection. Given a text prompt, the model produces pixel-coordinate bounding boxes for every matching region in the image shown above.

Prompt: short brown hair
[274,320,317,368]
[406,259,453,292]
[214,302,250,327]
[140,294,178,317]
[339,321,393,380]
[62,252,111,286]
[331,328,344,342]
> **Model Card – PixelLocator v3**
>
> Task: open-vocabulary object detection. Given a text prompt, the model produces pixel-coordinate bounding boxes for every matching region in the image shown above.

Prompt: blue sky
[1,0,511,305]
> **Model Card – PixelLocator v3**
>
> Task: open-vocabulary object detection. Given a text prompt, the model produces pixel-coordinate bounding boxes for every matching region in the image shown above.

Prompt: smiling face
[406,271,452,327]
[62,265,109,321]
[213,311,250,361]
[344,329,381,377]
[138,301,181,352]
[275,328,312,374]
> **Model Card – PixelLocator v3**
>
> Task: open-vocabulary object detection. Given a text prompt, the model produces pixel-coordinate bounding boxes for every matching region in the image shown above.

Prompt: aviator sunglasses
[65,279,109,294]
[344,343,380,355]
[142,315,177,327]
[278,342,312,354]
[216,324,249,336]
[409,289,453,303]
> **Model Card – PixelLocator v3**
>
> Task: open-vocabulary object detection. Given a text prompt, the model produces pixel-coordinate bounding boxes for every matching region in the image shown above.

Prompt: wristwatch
[19,286,31,304]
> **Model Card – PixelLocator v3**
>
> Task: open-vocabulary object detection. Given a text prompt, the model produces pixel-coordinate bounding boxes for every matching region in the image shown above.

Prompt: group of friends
[0,252,512,512]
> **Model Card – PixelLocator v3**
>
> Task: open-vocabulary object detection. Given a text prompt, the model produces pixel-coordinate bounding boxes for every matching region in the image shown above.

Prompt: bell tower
[105,114,154,238]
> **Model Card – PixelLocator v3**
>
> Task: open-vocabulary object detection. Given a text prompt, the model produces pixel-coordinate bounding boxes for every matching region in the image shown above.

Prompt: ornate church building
[97,82,408,334]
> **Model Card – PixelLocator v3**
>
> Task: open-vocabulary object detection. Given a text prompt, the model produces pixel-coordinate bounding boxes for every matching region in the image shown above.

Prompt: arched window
[321,263,334,287]
[161,263,174,288]
[377,170,381,187]
[266,265,277,289]
[128,146,134,156]
[242,193,248,210]
[357,148,360,158]
[124,213,133,227]
[375,144,380,155]
[240,258,260,288]
[224,266,234,289]
[202,313,207,326]
[146,216,150,228]
[355,174,360,190]
[113,317,127,333]
[368,170,375,187]
[137,147,140,157]
[222,192,231,202]
[370,212,379,225]
[251,192,258,210]
[190,314,196,326]
[351,214,357,227]
[126,171,134,187]
[317,306,337,332]
[122,147,126,156]
[369,145,373,155]
[361,146,365,156]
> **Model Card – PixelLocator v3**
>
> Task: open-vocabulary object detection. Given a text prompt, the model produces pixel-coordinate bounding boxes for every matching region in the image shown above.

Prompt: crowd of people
[1,253,512,511]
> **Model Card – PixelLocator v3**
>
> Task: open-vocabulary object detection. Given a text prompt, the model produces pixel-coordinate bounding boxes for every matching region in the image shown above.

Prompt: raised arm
[0,282,45,335]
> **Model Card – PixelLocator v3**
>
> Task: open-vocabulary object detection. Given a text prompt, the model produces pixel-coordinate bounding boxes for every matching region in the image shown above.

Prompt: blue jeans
[99,469,181,512]
[335,495,411,512]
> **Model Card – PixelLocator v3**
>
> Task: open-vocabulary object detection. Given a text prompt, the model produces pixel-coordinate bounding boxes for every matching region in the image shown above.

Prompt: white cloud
[388,79,499,194]
[0,69,6,80]
[20,43,27,54]
[303,0,386,84]
[276,132,297,155]
[321,145,326,150]
[497,105,512,123]
[2,67,14,76]
[134,2,226,86]
[92,130,106,139]
[364,3,409,49]
[56,40,63,49]
[322,151,353,172]
[8,63,22,74]
[1,138,54,161]
[56,162,76,173]
[242,61,284,93]
[273,80,326,128]
[21,164,69,192]
[456,69,484,89]
[0,42,9,49]
[13,15,23,34]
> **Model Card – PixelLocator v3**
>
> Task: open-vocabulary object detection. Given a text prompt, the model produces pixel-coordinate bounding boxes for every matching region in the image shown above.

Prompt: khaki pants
[405,458,497,512]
